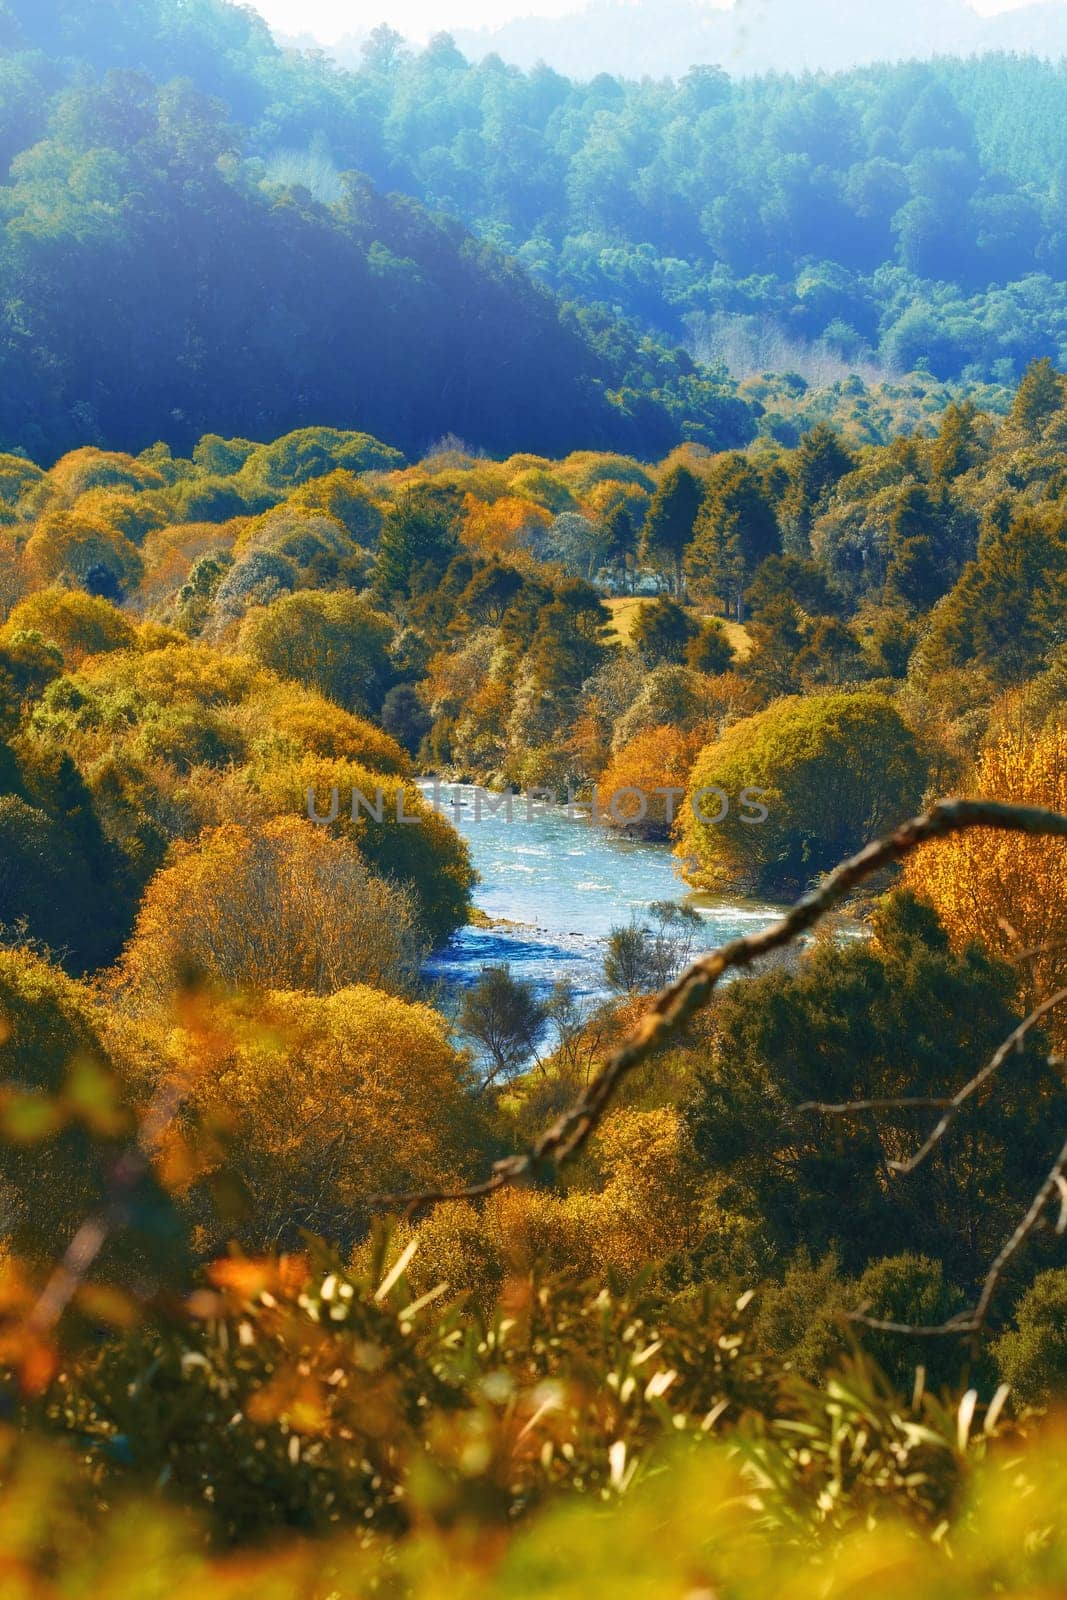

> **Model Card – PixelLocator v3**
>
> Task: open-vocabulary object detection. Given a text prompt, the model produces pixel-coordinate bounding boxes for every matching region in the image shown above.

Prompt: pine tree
[640,465,704,597]
[931,400,981,480]
[1010,358,1065,438]
[780,425,856,555]
[687,455,780,619]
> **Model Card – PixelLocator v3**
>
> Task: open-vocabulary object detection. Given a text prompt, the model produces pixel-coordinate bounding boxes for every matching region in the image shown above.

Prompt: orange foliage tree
[903,730,1067,1035]
[598,724,707,839]
[461,494,551,562]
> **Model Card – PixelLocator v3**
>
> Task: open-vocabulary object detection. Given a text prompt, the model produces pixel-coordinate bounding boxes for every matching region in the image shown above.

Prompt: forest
[0,0,1064,1594]
[0,354,1062,1591]
[4,1,1067,459]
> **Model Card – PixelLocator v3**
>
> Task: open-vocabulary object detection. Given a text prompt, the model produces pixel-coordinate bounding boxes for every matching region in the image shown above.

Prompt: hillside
[5,1,1067,465]
[0,3,750,462]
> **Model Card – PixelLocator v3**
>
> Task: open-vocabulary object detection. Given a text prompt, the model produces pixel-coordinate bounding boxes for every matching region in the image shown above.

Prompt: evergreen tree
[631,596,700,666]
[374,488,461,600]
[641,465,704,597]
[1010,357,1065,438]
[687,455,781,619]
[931,399,981,480]
[781,426,856,554]
[603,504,638,592]
[923,512,1067,684]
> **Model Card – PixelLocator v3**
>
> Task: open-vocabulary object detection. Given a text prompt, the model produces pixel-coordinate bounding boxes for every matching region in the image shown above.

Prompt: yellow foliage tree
[252,753,474,941]
[46,447,164,504]
[565,1107,705,1277]
[115,817,421,1004]
[136,520,242,610]
[1,588,137,665]
[903,730,1067,1036]
[262,684,411,775]
[24,510,144,592]
[131,985,477,1249]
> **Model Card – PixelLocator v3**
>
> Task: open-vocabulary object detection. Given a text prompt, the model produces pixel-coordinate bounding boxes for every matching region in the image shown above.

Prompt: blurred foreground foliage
[0,1235,1062,1596]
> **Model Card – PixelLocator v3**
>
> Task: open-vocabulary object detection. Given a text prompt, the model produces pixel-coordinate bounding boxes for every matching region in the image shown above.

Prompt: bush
[0,948,151,1264]
[119,986,479,1251]
[238,590,396,715]
[678,691,927,895]
[993,1269,1067,1405]
[115,817,423,1005]
[1,589,137,666]
[686,619,735,674]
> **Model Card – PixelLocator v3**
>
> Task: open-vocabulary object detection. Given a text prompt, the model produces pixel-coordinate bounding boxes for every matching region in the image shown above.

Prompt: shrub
[124,986,478,1251]
[678,691,927,895]
[238,590,396,714]
[993,1268,1067,1405]
[1,589,137,666]
[115,817,422,1005]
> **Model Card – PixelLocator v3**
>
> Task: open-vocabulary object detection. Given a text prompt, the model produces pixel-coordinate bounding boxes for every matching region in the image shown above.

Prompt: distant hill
[0,0,755,462]
[321,0,1067,80]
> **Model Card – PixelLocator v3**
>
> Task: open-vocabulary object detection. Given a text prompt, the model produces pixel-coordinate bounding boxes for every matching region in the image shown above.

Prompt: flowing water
[420,782,785,999]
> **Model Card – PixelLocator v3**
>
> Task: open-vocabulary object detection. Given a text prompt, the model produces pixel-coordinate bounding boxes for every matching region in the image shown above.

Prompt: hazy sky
[252,0,1047,45]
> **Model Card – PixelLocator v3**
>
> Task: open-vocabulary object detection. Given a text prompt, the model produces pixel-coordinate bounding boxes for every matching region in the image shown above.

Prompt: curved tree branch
[373,797,1067,1213]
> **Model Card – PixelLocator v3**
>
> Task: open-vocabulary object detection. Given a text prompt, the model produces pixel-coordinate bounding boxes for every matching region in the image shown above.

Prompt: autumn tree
[255,756,473,942]
[141,985,480,1250]
[239,590,396,714]
[902,729,1067,1040]
[116,818,422,1006]
[1,589,137,666]
[600,724,706,840]
[25,508,144,596]
[285,470,384,544]
[678,691,927,895]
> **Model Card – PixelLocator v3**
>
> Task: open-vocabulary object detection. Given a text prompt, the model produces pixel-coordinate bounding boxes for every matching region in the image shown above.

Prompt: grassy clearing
[603,596,751,660]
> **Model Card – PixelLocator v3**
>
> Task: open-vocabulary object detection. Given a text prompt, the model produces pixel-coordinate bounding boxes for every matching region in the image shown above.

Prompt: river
[420,782,786,999]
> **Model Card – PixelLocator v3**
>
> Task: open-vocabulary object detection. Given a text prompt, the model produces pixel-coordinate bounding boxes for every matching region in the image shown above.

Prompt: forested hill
[0,4,751,464]
[5,1,1067,462]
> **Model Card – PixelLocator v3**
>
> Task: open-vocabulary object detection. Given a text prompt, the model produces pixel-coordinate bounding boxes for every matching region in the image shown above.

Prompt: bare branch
[797,988,1067,1175]
[970,1133,1067,1334]
[371,797,1067,1211]
[891,987,1067,1176]
[796,1096,955,1116]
